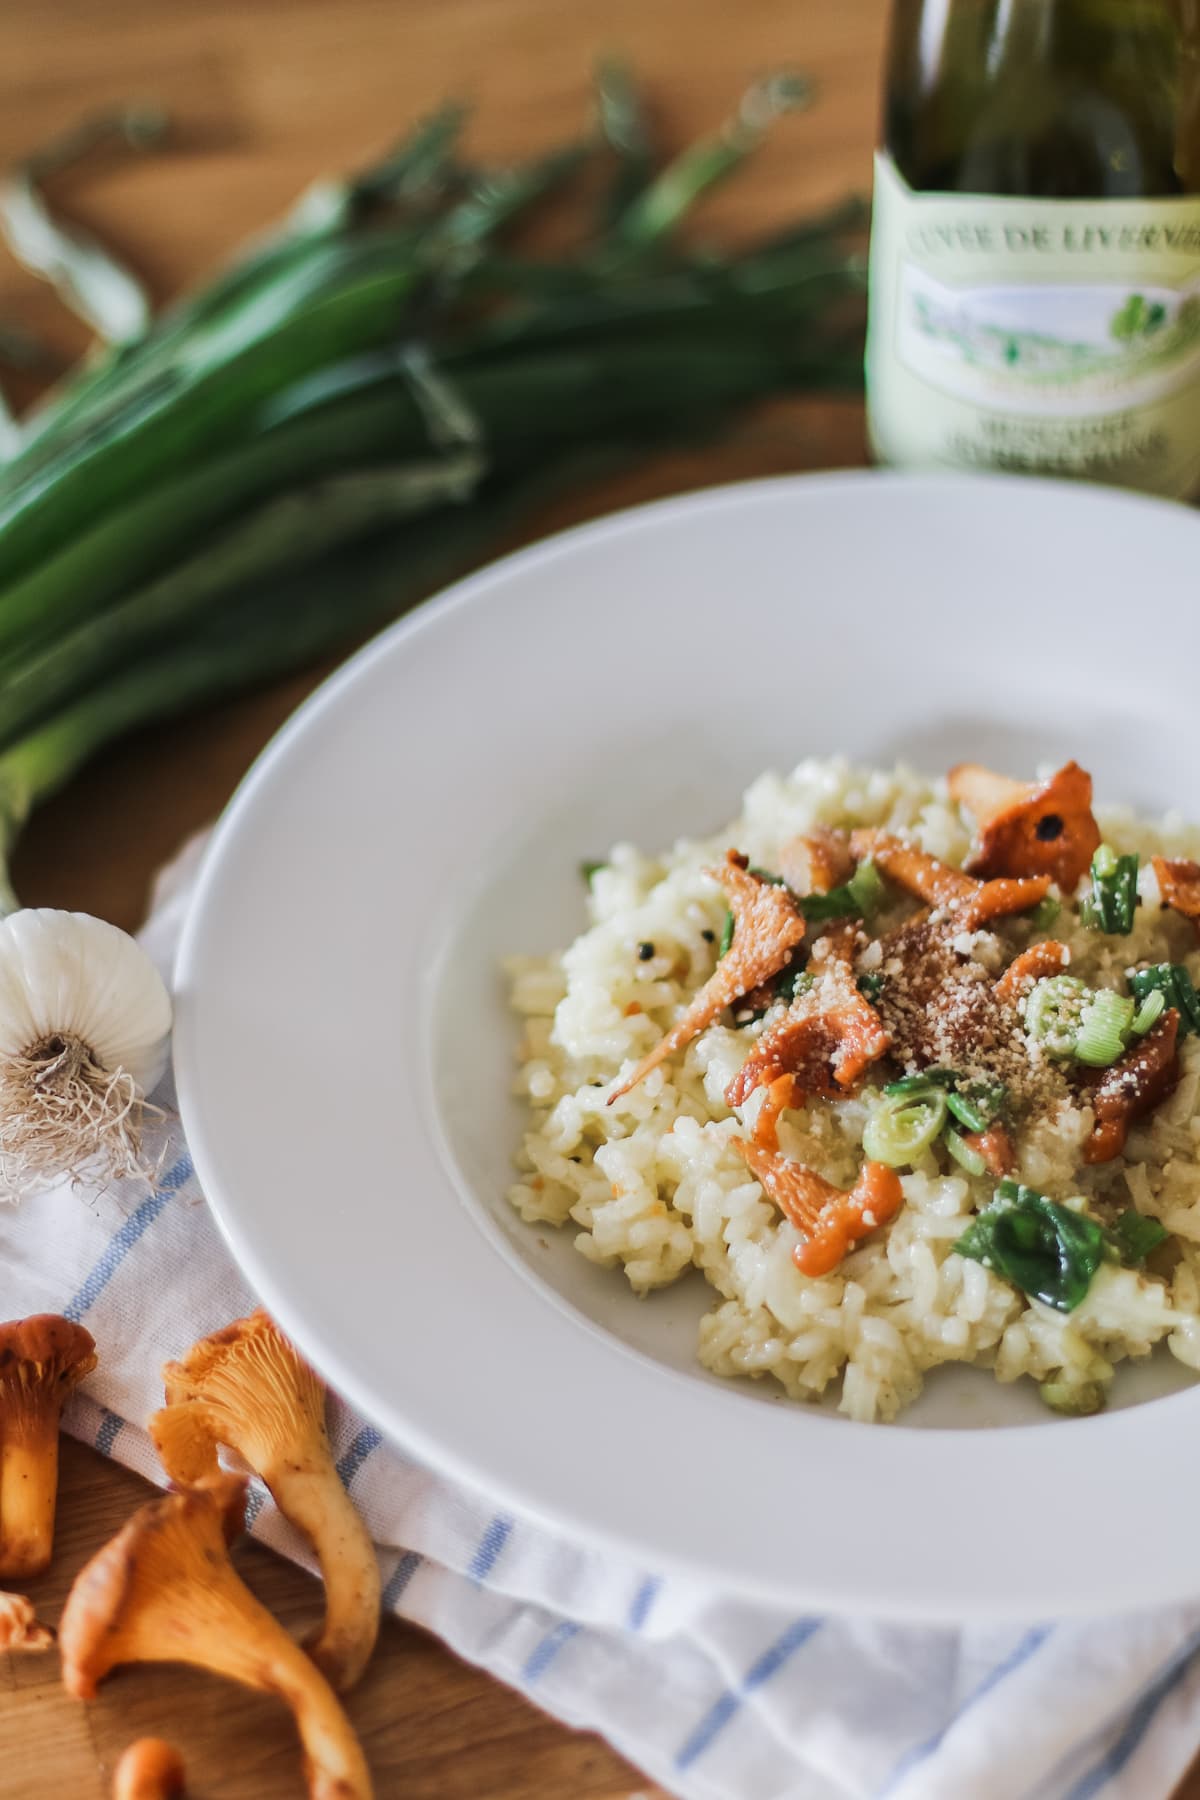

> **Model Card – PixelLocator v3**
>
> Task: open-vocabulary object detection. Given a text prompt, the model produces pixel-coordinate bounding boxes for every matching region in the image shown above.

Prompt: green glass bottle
[866,1,1200,497]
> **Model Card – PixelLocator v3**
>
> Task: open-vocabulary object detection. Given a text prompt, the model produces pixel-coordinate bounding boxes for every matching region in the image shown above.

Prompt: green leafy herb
[800,859,887,923]
[857,971,885,1001]
[580,859,606,885]
[1081,843,1139,935]
[945,1079,1008,1133]
[717,908,735,960]
[953,1181,1109,1312]
[1112,1208,1169,1265]
[1129,963,1200,1037]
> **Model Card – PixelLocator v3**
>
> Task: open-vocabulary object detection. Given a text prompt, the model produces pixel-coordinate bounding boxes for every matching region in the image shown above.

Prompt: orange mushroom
[150,1309,380,1693]
[950,761,1101,890]
[961,1122,1016,1177]
[0,1314,97,1579]
[59,1474,373,1800]
[994,941,1071,1005]
[0,1589,53,1651]
[778,828,855,897]
[113,1739,186,1800]
[608,853,805,1103]
[735,1140,905,1275]
[726,924,889,1108]
[849,831,1050,928]
[1153,857,1200,939]
[1082,1009,1181,1164]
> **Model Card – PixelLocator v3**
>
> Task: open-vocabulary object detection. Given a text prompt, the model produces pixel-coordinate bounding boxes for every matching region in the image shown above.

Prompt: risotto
[506,758,1200,1422]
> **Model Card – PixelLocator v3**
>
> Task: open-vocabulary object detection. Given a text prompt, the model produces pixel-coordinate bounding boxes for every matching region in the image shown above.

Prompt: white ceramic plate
[175,470,1200,1621]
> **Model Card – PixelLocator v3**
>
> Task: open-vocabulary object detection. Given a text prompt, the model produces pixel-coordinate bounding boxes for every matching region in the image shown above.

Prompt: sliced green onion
[863,1087,947,1167]
[580,859,606,885]
[1028,894,1062,931]
[1024,974,1090,1057]
[717,908,735,959]
[1112,1208,1169,1265]
[1074,989,1136,1067]
[1131,988,1166,1034]
[1081,843,1139,935]
[944,1126,987,1176]
[945,1080,1008,1133]
[1129,963,1200,1038]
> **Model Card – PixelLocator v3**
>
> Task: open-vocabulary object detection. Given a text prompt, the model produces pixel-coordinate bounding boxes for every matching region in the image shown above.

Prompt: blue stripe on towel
[335,1425,382,1488]
[1063,1623,1200,1800]
[628,1576,661,1632]
[94,1408,125,1457]
[64,1153,193,1322]
[382,1552,422,1611]
[468,1514,513,1585]
[522,1620,581,1683]
[675,1616,823,1770]
[876,1625,1053,1797]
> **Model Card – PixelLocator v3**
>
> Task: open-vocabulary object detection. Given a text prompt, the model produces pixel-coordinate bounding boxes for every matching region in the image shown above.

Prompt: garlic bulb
[0,910,172,1200]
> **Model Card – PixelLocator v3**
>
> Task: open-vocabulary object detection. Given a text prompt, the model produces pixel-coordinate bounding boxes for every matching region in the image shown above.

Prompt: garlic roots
[0,909,171,1199]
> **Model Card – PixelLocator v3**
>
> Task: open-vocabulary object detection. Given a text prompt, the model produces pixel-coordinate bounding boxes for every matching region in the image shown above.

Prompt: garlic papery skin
[0,909,172,1201]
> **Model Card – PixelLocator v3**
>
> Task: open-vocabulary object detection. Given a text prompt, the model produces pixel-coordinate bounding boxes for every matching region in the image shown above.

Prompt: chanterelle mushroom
[0,1588,53,1650]
[113,1739,186,1800]
[950,761,1100,890]
[60,1473,373,1800]
[0,1313,97,1578]
[608,852,805,1103]
[149,1309,380,1692]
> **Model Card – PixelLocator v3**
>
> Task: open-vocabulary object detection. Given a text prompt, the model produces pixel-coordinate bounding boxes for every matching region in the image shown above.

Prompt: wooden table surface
[1,3,1198,1797]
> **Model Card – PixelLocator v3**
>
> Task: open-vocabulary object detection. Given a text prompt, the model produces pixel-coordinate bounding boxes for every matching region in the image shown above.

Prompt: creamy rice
[506,760,1200,1422]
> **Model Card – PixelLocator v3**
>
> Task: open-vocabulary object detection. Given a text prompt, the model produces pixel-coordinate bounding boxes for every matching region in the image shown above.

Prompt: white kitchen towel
[3,836,1200,1800]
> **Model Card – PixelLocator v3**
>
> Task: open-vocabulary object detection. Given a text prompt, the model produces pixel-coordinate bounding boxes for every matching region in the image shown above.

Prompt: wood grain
[0,2,1197,1797]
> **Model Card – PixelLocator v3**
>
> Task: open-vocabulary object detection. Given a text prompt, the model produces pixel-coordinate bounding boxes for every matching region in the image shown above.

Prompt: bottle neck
[885,0,1193,197]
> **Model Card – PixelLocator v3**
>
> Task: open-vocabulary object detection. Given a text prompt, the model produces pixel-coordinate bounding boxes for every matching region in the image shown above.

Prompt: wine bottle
[866,0,1200,498]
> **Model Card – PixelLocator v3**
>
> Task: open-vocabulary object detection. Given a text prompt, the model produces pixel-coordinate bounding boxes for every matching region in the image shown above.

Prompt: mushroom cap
[113,1738,186,1800]
[0,1313,97,1427]
[59,1474,247,1699]
[952,761,1101,891]
[162,1309,327,1476]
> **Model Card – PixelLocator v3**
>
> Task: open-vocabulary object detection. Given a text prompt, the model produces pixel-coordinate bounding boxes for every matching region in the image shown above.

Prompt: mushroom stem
[151,1309,381,1693]
[264,1461,381,1691]
[0,1413,59,1579]
[0,1313,97,1578]
[60,1479,372,1800]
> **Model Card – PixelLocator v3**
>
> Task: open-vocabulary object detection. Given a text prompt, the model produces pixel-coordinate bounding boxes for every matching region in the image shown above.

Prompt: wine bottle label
[866,153,1200,498]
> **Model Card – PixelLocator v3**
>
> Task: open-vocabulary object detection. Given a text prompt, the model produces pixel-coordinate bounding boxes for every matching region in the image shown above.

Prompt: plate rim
[174,466,1200,1622]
